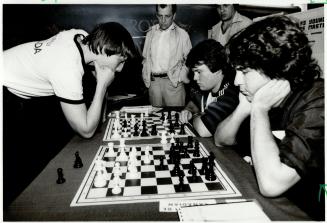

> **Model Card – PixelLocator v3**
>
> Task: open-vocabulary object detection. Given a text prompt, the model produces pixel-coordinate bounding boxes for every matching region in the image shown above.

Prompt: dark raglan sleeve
[201,84,239,134]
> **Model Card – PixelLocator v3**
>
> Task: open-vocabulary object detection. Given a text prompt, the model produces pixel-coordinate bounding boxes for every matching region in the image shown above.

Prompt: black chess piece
[200,157,208,175]
[169,121,175,134]
[122,119,128,128]
[169,143,175,161]
[141,125,149,137]
[187,136,193,148]
[177,170,185,190]
[142,120,147,127]
[179,123,186,135]
[191,165,198,181]
[174,113,180,127]
[56,168,66,184]
[172,159,181,176]
[188,160,196,174]
[160,112,165,121]
[159,156,165,170]
[167,111,172,120]
[133,123,139,136]
[205,153,217,181]
[74,151,83,168]
[192,141,200,157]
[151,124,157,136]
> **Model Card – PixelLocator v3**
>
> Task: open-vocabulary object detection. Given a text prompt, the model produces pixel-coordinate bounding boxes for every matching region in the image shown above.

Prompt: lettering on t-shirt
[34,41,43,54]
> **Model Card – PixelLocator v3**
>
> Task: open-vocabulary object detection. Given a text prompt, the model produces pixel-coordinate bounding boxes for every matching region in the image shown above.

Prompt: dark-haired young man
[215,16,324,220]
[142,4,192,107]
[3,22,136,206]
[180,39,239,137]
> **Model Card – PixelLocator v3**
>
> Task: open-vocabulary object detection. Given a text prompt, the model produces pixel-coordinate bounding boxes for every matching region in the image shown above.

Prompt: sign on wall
[288,7,324,76]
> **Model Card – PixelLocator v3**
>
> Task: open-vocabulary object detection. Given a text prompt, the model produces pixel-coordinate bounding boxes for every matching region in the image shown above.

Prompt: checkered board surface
[70,142,241,206]
[103,111,195,141]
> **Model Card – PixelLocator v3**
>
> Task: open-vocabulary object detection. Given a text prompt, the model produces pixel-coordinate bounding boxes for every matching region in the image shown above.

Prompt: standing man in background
[209,4,252,46]
[142,4,192,107]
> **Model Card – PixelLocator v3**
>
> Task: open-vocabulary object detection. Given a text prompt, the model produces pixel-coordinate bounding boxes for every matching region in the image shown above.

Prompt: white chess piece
[119,139,125,148]
[124,113,128,121]
[112,125,120,139]
[117,147,128,162]
[94,170,107,188]
[143,146,151,164]
[145,110,149,117]
[105,143,116,158]
[170,133,175,143]
[140,113,144,123]
[161,131,167,144]
[111,173,122,194]
[123,128,129,138]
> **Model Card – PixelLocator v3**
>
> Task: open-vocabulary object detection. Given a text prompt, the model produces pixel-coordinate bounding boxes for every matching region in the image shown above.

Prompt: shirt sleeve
[201,84,239,134]
[49,54,84,103]
[279,91,324,178]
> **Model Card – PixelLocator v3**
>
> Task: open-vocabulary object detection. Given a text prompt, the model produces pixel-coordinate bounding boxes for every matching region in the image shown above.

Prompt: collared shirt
[150,24,173,73]
[209,11,252,46]
[142,22,192,88]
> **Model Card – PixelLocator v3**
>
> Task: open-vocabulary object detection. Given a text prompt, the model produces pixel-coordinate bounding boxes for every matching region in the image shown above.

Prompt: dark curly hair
[227,15,321,90]
[82,22,136,59]
[186,39,236,81]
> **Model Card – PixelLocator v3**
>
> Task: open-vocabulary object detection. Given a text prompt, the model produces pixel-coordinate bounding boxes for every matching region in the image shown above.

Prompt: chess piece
[172,158,181,176]
[117,146,128,162]
[133,123,139,136]
[170,133,175,143]
[94,170,107,188]
[187,136,193,148]
[73,151,83,168]
[179,123,186,135]
[177,170,185,190]
[174,112,180,127]
[143,146,151,164]
[151,124,157,136]
[111,173,122,194]
[105,143,116,157]
[122,119,128,128]
[112,124,120,139]
[160,112,165,121]
[159,156,165,170]
[141,125,149,137]
[205,152,217,181]
[188,160,196,174]
[200,157,208,175]
[169,120,175,134]
[167,111,172,120]
[160,131,167,144]
[56,168,66,184]
[193,140,200,157]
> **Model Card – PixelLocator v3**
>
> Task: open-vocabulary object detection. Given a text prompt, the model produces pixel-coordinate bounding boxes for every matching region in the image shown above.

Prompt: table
[4,117,311,221]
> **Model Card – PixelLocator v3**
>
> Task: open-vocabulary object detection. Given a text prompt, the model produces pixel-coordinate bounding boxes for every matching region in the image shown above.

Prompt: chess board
[103,111,196,141]
[71,142,241,206]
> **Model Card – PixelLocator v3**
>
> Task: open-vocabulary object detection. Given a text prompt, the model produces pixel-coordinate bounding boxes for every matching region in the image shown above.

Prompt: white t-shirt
[4,29,88,102]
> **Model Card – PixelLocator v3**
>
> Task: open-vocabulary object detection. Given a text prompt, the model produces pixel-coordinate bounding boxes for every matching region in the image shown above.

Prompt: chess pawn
[170,133,175,144]
[56,168,66,184]
[160,131,167,144]
[151,124,158,136]
[112,124,120,139]
[73,151,83,168]
[111,173,122,194]
[106,142,116,157]
[143,146,151,164]
[94,170,107,188]
[123,128,129,138]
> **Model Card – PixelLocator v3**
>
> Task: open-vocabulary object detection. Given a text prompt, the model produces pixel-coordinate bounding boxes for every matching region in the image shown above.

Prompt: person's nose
[193,72,199,81]
[234,70,243,86]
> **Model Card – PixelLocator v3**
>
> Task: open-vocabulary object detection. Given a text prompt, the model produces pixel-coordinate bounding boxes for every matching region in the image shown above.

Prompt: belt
[151,72,168,78]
